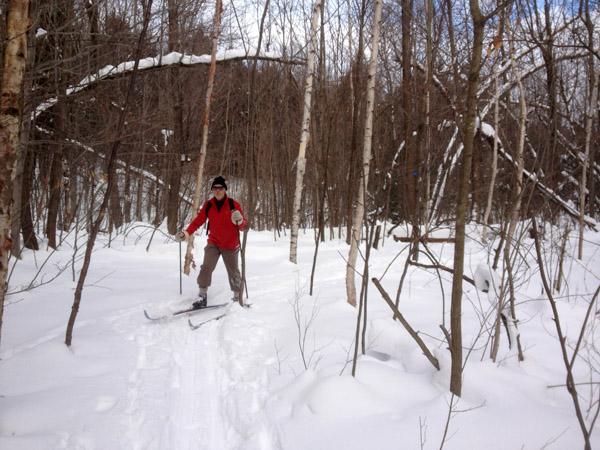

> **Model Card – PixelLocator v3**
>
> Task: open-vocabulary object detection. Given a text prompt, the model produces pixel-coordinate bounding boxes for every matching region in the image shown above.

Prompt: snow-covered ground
[1,223,599,449]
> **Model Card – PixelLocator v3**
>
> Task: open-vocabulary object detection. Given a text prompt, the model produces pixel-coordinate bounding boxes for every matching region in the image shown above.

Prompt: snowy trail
[161,318,226,450]
[123,300,277,450]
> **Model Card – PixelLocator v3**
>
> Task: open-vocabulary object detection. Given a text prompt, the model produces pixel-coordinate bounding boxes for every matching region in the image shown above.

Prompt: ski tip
[188,313,227,331]
[144,309,166,321]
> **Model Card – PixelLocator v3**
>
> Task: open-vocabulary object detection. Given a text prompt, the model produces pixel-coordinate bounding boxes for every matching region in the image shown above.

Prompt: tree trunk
[46,102,65,249]
[166,0,183,236]
[289,0,322,264]
[20,149,38,250]
[422,0,433,233]
[136,154,145,222]
[346,0,383,307]
[123,159,132,223]
[449,0,486,397]
[183,0,223,275]
[491,25,527,362]
[46,156,62,248]
[109,160,124,229]
[345,0,366,245]
[482,55,501,241]
[0,0,30,348]
[10,21,35,258]
[402,0,416,223]
[578,1,598,259]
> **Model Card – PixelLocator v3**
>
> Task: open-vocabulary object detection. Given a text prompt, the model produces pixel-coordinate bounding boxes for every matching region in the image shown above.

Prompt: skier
[176,176,247,309]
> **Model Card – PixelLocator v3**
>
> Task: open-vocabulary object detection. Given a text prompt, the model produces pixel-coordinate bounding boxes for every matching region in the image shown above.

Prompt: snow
[1,224,599,449]
[479,121,496,140]
[473,263,499,295]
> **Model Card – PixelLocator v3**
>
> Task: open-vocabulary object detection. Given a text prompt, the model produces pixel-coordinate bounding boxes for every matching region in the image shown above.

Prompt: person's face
[212,186,226,200]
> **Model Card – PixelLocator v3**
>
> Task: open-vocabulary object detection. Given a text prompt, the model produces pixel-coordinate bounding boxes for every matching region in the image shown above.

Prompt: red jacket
[186,195,248,250]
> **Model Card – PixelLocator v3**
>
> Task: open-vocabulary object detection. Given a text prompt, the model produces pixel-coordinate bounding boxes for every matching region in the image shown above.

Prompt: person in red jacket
[176,176,248,308]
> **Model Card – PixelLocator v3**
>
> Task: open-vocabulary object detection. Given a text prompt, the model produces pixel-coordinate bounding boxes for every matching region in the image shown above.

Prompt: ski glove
[175,230,189,242]
[231,210,243,226]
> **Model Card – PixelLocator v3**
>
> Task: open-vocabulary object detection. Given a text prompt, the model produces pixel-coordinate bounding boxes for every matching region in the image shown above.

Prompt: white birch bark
[289,0,322,264]
[429,126,458,224]
[0,0,30,347]
[183,0,223,275]
[346,0,383,306]
[578,70,598,259]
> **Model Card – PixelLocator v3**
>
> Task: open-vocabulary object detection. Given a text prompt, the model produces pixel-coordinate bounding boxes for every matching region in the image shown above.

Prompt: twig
[372,277,440,370]
[408,260,475,286]
[547,382,600,389]
[569,285,600,370]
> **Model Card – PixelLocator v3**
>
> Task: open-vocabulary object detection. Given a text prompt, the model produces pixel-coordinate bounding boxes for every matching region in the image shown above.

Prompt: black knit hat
[211,175,227,190]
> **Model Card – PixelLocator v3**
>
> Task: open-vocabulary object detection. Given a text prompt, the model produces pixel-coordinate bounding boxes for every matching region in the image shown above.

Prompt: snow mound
[304,374,393,418]
[473,263,499,295]
[356,359,439,408]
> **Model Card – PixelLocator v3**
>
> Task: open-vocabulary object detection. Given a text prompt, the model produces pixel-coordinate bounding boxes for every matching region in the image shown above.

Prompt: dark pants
[197,243,242,297]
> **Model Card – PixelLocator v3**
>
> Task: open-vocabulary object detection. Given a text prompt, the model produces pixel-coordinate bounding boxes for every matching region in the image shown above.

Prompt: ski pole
[178,240,182,295]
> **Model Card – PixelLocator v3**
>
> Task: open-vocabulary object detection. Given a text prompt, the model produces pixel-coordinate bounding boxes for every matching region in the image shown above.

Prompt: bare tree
[65,0,154,346]
[0,0,30,347]
[448,0,495,397]
[491,18,527,362]
[481,23,504,242]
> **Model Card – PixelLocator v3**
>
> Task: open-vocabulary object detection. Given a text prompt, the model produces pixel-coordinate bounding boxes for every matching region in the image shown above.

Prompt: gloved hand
[231,210,243,226]
[175,230,188,242]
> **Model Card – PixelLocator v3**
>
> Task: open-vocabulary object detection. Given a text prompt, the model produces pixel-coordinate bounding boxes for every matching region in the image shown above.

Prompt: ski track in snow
[218,310,280,450]
[123,301,277,450]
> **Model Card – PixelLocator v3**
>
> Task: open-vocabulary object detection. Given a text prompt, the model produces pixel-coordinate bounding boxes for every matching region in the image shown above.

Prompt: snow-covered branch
[34,50,303,120]
[478,122,597,230]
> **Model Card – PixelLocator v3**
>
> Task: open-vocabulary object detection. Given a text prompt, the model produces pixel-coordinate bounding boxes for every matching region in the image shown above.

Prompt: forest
[1,0,599,448]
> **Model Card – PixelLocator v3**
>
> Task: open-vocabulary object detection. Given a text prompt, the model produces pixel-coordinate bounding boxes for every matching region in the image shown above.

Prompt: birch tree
[0,0,30,347]
[183,0,223,274]
[578,0,598,259]
[346,0,383,307]
[289,0,322,264]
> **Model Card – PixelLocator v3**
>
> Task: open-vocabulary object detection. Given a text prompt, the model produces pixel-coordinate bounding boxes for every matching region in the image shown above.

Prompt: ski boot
[193,290,208,309]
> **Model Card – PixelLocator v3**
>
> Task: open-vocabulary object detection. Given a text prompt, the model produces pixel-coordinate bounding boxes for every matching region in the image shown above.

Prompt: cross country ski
[143,302,228,321]
[188,313,227,330]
